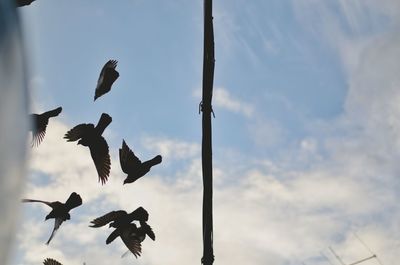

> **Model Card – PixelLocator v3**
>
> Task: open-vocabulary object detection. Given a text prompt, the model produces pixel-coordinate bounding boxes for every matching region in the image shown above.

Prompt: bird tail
[95,113,112,135]
[43,107,62,118]
[65,192,82,210]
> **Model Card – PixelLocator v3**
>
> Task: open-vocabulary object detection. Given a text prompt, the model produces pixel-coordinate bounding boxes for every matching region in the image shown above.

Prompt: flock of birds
[24,60,162,265]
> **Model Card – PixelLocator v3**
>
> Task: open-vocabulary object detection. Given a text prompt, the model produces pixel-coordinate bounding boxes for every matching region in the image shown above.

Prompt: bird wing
[43,258,63,265]
[128,207,149,223]
[120,231,142,258]
[89,210,127,227]
[42,107,62,118]
[95,60,119,100]
[89,136,111,185]
[142,222,156,241]
[119,140,141,174]
[46,218,63,245]
[31,129,46,147]
[64,192,82,210]
[21,199,53,208]
[64,124,93,142]
[30,114,47,147]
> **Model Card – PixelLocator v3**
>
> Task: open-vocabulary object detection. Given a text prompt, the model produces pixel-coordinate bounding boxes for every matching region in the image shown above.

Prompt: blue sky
[7,1,400,265]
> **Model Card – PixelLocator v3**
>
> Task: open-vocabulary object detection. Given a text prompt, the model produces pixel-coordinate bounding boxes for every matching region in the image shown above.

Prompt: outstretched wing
[89,210,127,228]
[64,124,93,142]
[89,136,111,185]
[21,199,52,208]
[46,218,63,245]
[121,233,142,258]
[43,258,63,265]
[95,60,119,100]
[65,192,82,211]
[30,114,47,147]
[128,207,149,223]
[119,140,141,174]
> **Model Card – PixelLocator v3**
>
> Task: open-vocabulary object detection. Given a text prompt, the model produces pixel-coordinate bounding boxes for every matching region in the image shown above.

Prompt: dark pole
[200,0,215,264]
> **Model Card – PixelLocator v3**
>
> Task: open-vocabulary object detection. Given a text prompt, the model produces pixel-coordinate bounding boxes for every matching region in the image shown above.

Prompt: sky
[6,0,400,264]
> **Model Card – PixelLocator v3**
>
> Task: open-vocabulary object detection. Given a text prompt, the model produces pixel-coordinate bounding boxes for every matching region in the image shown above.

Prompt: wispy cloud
[9,1,400,265]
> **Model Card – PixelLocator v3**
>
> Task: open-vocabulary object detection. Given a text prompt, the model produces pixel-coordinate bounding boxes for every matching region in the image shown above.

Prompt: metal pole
[200,0,215,264]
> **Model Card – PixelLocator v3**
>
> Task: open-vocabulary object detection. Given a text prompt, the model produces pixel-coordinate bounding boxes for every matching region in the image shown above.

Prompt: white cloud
[142,136,200,161]
[8,1,400,265]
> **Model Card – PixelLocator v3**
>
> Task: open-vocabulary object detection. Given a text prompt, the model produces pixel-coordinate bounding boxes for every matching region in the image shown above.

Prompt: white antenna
[328,233,384,265]
[353,232,384,265]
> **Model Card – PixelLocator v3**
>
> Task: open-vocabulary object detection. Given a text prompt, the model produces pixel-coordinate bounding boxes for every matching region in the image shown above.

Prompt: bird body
[64,113,112,184]
[22,192,82,244]
[30,106,62,146]
[119,140,162,185]
[94,60,119,101]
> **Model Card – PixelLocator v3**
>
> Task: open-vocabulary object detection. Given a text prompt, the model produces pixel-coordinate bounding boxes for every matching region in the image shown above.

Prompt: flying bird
[22,192,82,245]
[94,60,119,101]
[30,107,62,147]
[64,113,112,184]
[119,140,162,185]
[16,0,36,7]
[90,207,154,258]
[110,221,155,258]
[89,207,149,229]
[43,258,62,265]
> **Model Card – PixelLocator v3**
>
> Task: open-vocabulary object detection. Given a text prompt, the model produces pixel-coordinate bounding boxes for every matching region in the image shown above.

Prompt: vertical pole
[201,0,215,264]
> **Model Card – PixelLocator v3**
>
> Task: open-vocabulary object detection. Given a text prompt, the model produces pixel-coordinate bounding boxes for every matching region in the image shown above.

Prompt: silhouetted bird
[43,258,62,265]
[89,207,149,229]
[119,140,162,185]
[90,207,154,258]
[30,107,62,147]
[16,0,36,6]
[110,221,155,258]
[64,113,112,184]
[94,60,119,101]
[22,192,82,245]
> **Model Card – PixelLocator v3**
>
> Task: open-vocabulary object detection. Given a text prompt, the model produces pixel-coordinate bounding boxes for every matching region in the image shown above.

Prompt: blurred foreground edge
[0,0,29,265]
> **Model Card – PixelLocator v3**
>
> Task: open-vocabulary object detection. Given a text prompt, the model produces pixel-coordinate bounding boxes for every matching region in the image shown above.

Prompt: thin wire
[320,251,337,265]
[329,246,346,265]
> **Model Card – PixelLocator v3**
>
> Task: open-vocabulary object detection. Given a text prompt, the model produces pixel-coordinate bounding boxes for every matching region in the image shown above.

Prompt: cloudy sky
[7,0,400,264]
